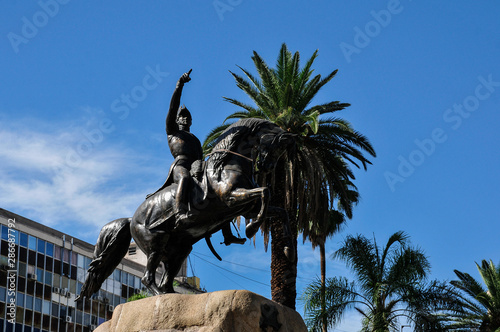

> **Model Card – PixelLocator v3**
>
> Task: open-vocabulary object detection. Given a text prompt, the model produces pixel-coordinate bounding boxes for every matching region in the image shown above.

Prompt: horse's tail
[75,218,132,302]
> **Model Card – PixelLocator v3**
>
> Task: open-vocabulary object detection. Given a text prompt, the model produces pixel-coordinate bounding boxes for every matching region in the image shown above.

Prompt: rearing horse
[77,119,295,299]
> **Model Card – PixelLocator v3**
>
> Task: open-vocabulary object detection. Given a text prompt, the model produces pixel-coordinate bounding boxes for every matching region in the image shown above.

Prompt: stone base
[95,290,306,332]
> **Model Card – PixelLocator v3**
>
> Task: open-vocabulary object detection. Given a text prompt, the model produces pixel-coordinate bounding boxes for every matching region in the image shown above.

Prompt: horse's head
[255,132,296,174]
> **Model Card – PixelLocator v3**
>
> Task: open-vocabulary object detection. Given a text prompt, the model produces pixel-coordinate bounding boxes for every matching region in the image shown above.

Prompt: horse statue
[76,118,296,300]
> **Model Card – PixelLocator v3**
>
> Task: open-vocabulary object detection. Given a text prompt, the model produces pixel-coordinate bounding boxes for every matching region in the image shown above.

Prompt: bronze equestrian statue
[148,69,244,245]
[76,73,295,300]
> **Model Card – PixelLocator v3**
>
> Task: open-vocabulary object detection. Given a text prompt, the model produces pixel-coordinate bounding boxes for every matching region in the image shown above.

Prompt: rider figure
[150,70,245,245]
[166,69,201,228]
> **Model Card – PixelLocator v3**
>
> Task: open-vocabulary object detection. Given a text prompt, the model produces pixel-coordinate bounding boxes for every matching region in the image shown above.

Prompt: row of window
[0,224,147,332]
[1,236,143,288]
[1,225,89,267]
[0,306,105,332]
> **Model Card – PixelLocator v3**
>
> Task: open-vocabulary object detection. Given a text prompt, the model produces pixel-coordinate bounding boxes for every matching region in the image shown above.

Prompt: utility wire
[192,250,316,283]
[191,253,270,287]
[207,262,247,290]
[193,250,269,272]
[188,255,196,277]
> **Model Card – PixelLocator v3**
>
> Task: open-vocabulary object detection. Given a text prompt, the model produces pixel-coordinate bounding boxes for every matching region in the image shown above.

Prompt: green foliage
[127,291,151,302]
[303,231,457,332]
[203,42,375,240]
[203,43,375,309]
[443,260,500,331]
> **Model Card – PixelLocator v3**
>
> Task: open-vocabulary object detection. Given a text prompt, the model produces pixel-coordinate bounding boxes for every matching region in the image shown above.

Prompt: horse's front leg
[226,187,269,238]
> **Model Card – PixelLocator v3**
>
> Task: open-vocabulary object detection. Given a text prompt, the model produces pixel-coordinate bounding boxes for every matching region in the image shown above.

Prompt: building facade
[0,208,202,332]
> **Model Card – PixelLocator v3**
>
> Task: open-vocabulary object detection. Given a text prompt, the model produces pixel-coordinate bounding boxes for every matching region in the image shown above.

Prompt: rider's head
[177,105,192,130]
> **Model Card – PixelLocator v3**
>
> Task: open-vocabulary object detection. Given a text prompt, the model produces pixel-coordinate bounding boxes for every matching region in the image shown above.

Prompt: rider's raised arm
[166,69,192,134]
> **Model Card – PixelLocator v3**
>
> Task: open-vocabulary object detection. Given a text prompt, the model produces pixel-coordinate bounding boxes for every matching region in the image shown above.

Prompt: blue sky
[1,1,499,330]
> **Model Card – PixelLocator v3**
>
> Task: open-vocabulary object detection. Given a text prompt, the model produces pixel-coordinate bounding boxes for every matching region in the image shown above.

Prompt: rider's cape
[146,156,186,199]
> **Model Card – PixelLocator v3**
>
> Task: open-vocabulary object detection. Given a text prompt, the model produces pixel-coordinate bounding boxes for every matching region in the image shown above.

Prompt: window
[75,310,82,324]
[70,280,76,294]
[53,245,61,260]
[84,256,92,269]
[77,254,85,268]
[0,286,6,302]
[36,268,44,283]
[19,262,27,277]
[134,276,141,289]
[112,280,121,296]
[0,225,7,240]
[52,302,59,318]
[37,239,45,254]
[16,292,24,307]
[63,248,70,263]
[42,300,50,315]
[77,267,86,283]
[26,295,33,310]
[46,243,53,257]
[20,232,28,247]
[28,235,37,251]
[52,273,60,287]
[34,297,42,312]
[44,271,52,286]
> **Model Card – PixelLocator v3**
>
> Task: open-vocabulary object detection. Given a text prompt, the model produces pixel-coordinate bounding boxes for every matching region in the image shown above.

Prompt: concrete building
[0,208,202,332]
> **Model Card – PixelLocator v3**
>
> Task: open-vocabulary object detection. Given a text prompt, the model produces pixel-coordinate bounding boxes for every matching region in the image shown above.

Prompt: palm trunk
[270,161,297,309]
[270,217,297,309]
[320,240,327,332]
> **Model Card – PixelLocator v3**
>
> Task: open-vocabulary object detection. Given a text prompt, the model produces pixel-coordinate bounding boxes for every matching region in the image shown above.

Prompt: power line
[188,255,196,277]
[191,252,270,287]
[193,250,269,273]
[191,250,316,283]
[206,262,247,290]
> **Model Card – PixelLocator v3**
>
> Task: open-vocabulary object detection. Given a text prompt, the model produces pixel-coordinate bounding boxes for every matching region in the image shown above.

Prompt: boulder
[95,290,306,332]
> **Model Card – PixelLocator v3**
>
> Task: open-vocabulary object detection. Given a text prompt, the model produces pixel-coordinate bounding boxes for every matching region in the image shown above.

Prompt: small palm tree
[302,180,359,332]
[446,260,500,331]
[204,43,375,309]
[303,231,454,331]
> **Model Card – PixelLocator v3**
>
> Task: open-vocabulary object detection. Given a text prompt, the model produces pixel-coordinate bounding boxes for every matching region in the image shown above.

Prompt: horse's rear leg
[142,251,162,295]
[226,187,269,238]
[159,243,192,293]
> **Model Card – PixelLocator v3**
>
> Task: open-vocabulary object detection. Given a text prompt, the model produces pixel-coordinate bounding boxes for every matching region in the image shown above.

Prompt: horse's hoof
[284,246,295,262]
[245,222,260,238]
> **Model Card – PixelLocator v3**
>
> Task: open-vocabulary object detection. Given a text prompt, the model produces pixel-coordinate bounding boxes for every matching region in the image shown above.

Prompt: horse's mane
[209,118,273,172]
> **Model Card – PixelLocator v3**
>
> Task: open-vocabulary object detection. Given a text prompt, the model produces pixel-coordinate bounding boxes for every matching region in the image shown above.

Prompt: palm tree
[445,260,500,331]
[302,180,359,332]
[304,210,349,332]
[203,43,375,309]
[303,231,456,331]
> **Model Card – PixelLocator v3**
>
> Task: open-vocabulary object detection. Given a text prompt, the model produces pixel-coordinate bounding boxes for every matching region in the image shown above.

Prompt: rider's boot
[173,178,196,231]
[222,225,246,246]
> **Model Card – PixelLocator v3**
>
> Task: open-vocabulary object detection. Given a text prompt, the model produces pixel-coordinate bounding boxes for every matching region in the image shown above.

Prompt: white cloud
[0,116,152,236]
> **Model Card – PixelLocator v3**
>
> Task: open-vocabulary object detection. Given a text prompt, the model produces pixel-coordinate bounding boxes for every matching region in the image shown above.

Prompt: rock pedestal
[95,290,307,332]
